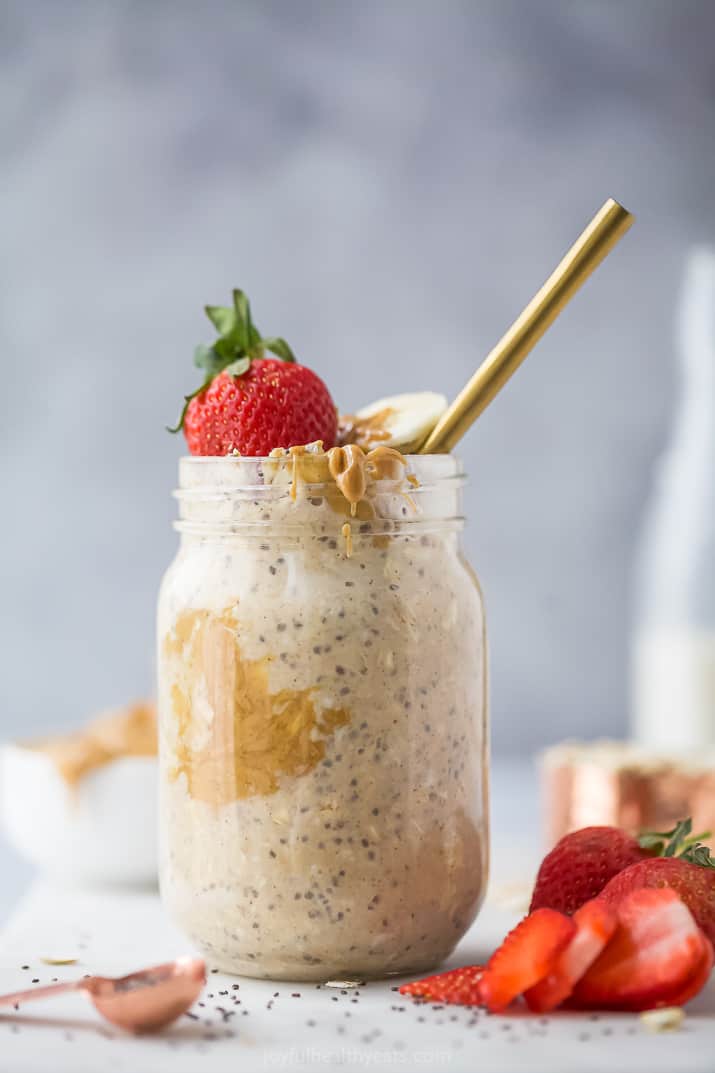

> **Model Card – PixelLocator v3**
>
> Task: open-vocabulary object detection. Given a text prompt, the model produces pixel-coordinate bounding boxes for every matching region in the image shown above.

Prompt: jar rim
[173,453,466,537]
[176,452,464,491]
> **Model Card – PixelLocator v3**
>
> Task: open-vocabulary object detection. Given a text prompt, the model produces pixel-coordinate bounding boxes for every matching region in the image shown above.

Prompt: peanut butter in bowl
[29,701,157,788]
[0,702,159,886]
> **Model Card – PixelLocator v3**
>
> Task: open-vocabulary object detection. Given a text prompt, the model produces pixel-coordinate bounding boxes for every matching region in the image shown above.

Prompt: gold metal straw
[419,197,634,454]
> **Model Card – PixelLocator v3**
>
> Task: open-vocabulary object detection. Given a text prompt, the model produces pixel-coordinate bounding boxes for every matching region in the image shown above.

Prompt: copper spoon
[0,956,206,1033]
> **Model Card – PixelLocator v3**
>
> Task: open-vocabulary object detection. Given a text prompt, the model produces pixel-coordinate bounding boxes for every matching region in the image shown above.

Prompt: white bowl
[0,743,157,886]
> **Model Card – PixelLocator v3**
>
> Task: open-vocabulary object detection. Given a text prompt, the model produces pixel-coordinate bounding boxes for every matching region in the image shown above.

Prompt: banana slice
[339,392,448,453]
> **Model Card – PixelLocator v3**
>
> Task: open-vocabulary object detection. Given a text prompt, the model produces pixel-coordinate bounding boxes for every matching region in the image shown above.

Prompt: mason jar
[157,450,488,980]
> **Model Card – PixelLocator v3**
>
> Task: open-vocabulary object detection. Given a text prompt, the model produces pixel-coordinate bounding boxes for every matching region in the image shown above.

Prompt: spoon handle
[0,980,83,1007]
[419,198,634,453]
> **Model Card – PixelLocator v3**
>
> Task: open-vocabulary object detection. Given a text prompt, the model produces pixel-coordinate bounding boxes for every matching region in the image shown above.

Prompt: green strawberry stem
[639,817,715,868]
[167,289,296,434]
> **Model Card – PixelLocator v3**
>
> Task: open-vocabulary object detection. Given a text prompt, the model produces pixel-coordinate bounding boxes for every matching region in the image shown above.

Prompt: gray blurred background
[1,0,714,755]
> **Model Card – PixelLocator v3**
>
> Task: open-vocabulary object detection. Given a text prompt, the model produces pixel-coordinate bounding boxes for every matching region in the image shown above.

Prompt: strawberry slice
[573,887,704,1011]
[662,931,714,1008]
[398,964,484,1005]
[524,898,617,1013]
[477,908,576,1013]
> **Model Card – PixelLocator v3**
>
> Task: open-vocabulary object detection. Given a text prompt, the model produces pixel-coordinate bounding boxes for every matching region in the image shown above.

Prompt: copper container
[541,741,715,847]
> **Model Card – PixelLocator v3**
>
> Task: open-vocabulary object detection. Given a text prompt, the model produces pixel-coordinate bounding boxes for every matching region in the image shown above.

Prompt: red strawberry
[530,826,649,916]
[524,898,617,1013]
[398,964,484,1005]
[573,888,705,1011]
[664,931,714,1007]
[599,855,715,947]
[184,362,337,456]
[170,289,337,456]
[477,908,576,1013]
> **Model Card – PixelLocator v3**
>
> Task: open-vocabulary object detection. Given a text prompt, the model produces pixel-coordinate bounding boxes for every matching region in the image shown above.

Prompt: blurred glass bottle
[632,249,715,749]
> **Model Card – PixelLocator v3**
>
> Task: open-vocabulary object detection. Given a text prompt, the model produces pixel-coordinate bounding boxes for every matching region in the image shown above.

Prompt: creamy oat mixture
[158,448,487,980]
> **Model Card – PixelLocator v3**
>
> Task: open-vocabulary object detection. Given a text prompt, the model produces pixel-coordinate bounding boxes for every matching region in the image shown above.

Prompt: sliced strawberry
[598,855,715,947]
[661,931,714,1009]
[573,887,704,1011]
[477,908,576,1013]
[524,898,617,1013]
[399,964,484,1005]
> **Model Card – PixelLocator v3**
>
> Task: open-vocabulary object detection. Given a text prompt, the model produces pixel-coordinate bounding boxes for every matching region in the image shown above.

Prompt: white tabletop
[0,761,713,1073]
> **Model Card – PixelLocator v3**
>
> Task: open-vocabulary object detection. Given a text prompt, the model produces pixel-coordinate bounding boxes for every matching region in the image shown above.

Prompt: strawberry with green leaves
[529,816,715,918]
[598,819,715,946]
[170,290,337,456]
[399,817,715,1016]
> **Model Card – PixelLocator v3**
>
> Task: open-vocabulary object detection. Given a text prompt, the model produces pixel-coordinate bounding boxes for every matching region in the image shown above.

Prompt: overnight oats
[158,292,488,980]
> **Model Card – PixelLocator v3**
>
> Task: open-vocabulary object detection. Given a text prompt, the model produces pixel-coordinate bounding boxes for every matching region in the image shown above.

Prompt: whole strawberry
[170,290,337,456]
[530,826,649,915]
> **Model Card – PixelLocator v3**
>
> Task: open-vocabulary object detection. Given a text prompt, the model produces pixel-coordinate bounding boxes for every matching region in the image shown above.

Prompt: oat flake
[640,1007,685,1033]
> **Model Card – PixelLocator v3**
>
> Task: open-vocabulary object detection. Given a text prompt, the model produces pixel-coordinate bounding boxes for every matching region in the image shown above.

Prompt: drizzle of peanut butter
[267,443,331,502]
[327,443,407,517]
[164,609,350,805]
[341,522,353,558]
[29,702,157,786]
[327,444,367,517]
[337,407,395,450]
[290,446,302,501]
[265,441,411,523]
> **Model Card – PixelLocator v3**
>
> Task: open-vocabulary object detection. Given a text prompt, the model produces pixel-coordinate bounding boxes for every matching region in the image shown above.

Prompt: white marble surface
[0,761,713,1072]
[0,855,32,926]
[2,881,714,1073]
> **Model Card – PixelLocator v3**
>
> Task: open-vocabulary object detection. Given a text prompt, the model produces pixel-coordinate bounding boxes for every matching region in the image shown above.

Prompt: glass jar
[157,450,488,980]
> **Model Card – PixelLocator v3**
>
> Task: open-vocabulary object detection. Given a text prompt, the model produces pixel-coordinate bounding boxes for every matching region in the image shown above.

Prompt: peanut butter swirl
[164,609,350,805]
